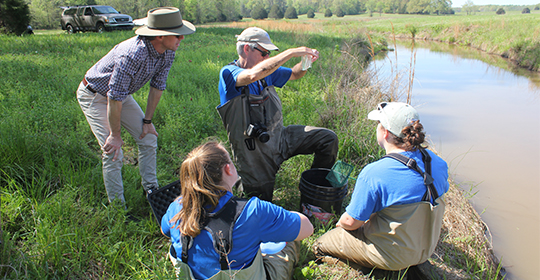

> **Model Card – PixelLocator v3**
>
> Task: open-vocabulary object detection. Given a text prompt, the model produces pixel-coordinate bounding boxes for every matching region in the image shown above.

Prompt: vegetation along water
[3,2,537,279]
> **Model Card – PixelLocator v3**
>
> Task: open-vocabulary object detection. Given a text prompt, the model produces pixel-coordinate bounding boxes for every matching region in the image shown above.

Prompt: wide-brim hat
[135,7,195,36]
[236,27,278,51]
[367,102,419,138]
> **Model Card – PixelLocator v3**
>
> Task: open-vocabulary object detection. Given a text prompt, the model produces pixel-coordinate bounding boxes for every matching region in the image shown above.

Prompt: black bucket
[299,168,347,214]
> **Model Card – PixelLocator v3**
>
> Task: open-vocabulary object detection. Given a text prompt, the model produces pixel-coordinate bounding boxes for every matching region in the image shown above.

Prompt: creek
[371,40,540,280]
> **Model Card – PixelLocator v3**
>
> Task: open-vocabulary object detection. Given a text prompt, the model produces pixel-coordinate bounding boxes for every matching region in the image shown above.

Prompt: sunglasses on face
[254,46,271,57]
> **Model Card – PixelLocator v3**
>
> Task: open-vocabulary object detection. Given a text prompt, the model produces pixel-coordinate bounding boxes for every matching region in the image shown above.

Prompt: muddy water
[372,41,540,280]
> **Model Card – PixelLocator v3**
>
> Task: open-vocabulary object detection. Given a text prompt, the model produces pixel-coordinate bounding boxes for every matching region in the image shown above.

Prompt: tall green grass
[330,12,540,70]
[0,27,380,279]
[0,24,504,279]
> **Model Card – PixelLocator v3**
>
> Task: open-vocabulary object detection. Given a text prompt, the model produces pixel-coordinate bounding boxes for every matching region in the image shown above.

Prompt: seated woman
[313,102,449,271]
[161,141,313,279]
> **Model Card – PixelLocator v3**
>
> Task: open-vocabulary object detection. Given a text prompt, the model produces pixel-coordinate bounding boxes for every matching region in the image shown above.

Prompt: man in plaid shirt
[76,7,195,206]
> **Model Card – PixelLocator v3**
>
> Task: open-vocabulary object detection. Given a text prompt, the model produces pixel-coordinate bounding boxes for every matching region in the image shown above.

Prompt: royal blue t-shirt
[346,149,449,222]
[218,61,292,107]
[161,192,301,279]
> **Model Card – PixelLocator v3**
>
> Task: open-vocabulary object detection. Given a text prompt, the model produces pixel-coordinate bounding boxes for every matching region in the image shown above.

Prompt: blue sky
[451,0,539,7]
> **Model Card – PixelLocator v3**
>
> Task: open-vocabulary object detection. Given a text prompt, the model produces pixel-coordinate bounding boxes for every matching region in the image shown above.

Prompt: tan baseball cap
[236,27,278,51]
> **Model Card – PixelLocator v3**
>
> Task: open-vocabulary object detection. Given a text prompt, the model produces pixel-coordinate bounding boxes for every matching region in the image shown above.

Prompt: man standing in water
[217,27,338,201]
[76,7,195,206]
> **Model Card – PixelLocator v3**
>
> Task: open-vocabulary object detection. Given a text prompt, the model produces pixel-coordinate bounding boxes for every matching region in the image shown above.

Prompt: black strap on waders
[239,75,269,150]
[179,196,249,270]
[228,61,271,151]
[383,148,440,204]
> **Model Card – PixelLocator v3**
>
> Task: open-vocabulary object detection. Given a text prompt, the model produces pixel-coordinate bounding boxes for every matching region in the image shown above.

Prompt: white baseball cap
[367,102,419,138]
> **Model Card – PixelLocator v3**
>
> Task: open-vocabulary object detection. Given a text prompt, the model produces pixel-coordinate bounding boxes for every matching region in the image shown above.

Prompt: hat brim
[367,109,382,121]
[257,42,279,51]
[135,20,196,36]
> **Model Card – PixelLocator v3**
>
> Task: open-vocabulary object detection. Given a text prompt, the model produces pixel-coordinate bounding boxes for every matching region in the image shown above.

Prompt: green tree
[406,0,430,14]
[251,4,267,19]
[331,0,359,15]
[376,1,384,15]
[183,0,200,23]
[241,4,251,17]
[383,0,399,14]
[462,0,476,15]
[307,8,315,18]
[268,4,283,19]
[0,0,31,35]
[428,0,452,15]
[324,8,332,17]
[397,0,408,14]
[496,7,505,14]
[284,6,297,18]
[365,0,376,16]
[27,0,65,29]
[335,6,344,16]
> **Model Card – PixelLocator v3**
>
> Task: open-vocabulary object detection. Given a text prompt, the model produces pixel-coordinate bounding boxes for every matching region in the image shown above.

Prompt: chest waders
[171,197,268,279]
[356,149,446,270]
[217,79,285,200]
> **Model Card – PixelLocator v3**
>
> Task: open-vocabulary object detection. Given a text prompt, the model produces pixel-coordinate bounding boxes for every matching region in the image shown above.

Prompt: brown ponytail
[390,120,426,151]
[170,142,231,237]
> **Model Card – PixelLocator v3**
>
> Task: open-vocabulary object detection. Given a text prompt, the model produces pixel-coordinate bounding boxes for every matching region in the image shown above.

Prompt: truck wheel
[96,23,105,33]
[66,24,75,34]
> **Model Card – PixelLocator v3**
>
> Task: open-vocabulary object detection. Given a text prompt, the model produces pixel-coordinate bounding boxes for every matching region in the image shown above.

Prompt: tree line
[4,0,537,32]
[16,0,457,30]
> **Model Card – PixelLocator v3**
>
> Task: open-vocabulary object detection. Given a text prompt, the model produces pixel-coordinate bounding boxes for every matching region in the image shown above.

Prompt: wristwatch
[142,118,152,124]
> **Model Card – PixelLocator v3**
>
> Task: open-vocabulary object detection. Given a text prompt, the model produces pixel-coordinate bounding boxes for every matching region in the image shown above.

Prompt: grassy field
[221,10,540,71]
[1,15,505,279]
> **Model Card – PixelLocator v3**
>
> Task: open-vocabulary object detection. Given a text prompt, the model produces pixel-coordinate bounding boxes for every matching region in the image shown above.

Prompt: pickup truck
[60,5,134,33]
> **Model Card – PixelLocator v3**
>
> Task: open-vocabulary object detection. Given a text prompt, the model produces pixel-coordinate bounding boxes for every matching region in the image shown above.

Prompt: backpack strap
[382,148,439,203]
[180,196,249,270]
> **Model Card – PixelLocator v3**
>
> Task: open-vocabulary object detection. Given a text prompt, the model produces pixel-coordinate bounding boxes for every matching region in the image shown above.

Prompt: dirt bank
[417,180,503,279]
[392,32,539,72]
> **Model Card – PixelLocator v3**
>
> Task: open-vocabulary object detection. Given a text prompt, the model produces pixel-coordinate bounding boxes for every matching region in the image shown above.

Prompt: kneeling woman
[161,141,313,279]
[314,102,449,271]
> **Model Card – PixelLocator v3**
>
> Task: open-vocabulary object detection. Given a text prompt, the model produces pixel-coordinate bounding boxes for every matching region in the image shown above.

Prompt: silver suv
[61,5,134,34]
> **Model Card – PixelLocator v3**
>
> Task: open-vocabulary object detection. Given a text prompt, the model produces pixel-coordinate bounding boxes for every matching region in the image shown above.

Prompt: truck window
[64,9,76,16]
[84,8,92,16]
[93,6,119,14]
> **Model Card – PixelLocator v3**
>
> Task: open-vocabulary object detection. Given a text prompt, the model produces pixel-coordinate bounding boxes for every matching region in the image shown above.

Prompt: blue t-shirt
[218,61,292,107]
[161,191,301,279]
[346,149,449,222]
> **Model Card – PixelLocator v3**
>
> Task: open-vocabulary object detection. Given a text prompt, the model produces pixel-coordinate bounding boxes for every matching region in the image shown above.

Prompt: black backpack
[176,197,249,270]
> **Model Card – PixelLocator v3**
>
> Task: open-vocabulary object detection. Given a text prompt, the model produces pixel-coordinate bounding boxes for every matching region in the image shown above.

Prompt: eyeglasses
[175,35,183,39]
[254,46,271,57]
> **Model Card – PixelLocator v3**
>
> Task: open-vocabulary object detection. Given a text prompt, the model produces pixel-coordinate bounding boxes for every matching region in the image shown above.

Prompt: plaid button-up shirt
[85,36,175,101]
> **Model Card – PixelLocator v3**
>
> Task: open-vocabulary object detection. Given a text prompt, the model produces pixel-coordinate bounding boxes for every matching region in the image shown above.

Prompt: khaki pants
[313,227,381,269]
[313,198,446,271]
[76,82,158,203]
